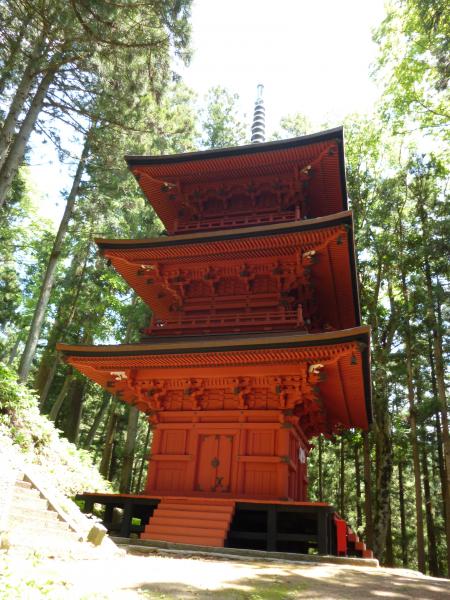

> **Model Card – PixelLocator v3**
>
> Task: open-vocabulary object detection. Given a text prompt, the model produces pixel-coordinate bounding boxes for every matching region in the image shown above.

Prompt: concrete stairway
[141,497,235,547]
[5,475,88,556]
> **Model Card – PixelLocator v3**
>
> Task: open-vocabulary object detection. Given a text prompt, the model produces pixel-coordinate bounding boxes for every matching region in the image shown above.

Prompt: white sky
[29,0,386,225]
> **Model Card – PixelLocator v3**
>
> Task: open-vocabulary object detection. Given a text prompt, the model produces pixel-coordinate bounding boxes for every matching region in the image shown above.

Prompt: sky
[29,0,387,226]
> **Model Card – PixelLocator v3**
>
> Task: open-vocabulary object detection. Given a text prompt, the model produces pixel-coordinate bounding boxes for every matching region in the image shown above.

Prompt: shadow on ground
[125,562,450,600]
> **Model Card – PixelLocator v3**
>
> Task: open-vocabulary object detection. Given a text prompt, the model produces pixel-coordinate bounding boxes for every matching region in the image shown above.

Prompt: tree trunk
[0,14,34,97]
[318,434,323,502]
[385,511,394,567]
[340,436,345,518]
[0,65,58,209]
[355,442,362,529]
[135,423,151,493]
[362,430,374,549]
[17,137,90,381]
[48,371,73,422]
[7,336,21,365]
[417,198,450,575]
[373,412,393,562]
[83,392,111,448]
[421,437,440,576]
[39,354,60,409]
[398,460,408,568]
[0,38,45,168]
[35,238,93,400]
[119,406,139,493]
[63,378,86,444]
[397,222,425,572]
[428,335,447,523]
[100,410,119,479]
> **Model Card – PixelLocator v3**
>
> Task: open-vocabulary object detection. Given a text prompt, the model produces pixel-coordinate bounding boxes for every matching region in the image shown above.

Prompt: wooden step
[355,541,366,552]
[146,523,226,538]
[347,532,359,543]
[156,502,234,514]
[156,508,233,520]
[149,515,232,530]
[362,549,373,559]
[141,497,235,548]
[164,497,234,505]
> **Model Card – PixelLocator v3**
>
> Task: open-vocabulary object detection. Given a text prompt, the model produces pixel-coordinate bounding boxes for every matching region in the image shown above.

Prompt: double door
[194,433,235,493]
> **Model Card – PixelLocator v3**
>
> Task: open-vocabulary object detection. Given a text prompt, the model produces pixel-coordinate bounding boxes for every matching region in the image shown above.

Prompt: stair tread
[163,498,234,505]
[159,503,233,513]
[9,506,60,520]
[146,523,227,537]
[155,508,232,520]
[150,516,231,528]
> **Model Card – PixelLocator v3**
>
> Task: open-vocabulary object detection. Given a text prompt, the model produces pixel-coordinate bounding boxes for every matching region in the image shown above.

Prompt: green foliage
[271,113,314,139]
[200,86,248,148]
[0,362,110,496]
[374,0,450,138]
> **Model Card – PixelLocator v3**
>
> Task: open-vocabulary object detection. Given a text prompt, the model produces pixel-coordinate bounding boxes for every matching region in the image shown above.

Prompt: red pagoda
[58,92,372,558]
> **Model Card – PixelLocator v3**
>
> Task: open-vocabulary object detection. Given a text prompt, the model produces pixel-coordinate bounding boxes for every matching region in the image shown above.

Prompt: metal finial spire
[251,84,265,143]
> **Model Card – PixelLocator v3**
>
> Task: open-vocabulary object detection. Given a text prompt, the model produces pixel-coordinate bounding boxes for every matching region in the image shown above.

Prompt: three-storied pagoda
[58,90,372,557]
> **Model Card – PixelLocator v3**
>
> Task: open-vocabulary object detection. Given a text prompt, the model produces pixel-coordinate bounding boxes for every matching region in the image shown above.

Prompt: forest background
[0,0,448,579]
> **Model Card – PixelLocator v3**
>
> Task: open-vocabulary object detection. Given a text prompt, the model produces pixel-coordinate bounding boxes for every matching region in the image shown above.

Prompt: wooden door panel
[194,433,234,493]
[195,434,218,492]
[216,435,233,492]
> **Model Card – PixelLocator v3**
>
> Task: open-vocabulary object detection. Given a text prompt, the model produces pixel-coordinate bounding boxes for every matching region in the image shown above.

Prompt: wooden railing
[144,306,305,337]
[175,211,297,234]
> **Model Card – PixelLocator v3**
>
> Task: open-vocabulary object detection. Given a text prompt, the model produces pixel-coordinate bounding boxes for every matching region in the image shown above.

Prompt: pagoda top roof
[125,127,348,230]
[57,326,372,435]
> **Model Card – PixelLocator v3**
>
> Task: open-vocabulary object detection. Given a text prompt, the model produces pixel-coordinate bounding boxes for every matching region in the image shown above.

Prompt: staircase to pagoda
[140,498,235,547]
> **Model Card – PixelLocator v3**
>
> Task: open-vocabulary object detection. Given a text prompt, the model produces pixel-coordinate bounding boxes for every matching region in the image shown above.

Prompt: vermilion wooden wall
[145,413,309,501]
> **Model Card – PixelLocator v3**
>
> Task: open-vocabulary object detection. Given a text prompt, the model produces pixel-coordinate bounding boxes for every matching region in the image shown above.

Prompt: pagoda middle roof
[125,127,347,230]
[96,211,361,329]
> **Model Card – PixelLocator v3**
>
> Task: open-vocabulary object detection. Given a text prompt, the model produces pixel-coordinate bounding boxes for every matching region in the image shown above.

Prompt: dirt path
[2,550,450,599]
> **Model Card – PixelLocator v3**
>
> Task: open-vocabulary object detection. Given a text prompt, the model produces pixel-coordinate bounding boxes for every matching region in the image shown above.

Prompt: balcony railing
[143,306,305,337]
[175,211,297,234]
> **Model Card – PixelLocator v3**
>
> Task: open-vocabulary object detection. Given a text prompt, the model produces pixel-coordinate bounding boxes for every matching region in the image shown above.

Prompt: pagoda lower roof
[57,326,372,434]
[96,211,360,329]
[125,127,347,231]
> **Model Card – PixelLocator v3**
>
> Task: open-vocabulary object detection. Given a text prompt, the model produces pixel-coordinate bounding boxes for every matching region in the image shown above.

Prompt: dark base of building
[76,493,373,559]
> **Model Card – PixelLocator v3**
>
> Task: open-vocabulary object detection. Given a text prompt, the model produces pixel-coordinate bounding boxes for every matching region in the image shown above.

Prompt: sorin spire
[251,84,265,143]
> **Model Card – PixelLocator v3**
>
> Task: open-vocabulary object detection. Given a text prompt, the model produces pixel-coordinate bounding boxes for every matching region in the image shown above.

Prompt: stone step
[8,512,68,532]
[141,532,224,547]
[8,525,81,543]
[15,479,32,489]
[8,505,61,522]
[8,518,72,536]
[11,493,49,511]
[13,486,44,500]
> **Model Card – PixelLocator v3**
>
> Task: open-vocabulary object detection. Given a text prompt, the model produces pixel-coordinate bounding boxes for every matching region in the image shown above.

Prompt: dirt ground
[2,549,450,600]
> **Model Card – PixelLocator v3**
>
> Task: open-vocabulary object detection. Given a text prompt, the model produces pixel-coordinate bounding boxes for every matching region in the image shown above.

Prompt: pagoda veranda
[58,103,373,558]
